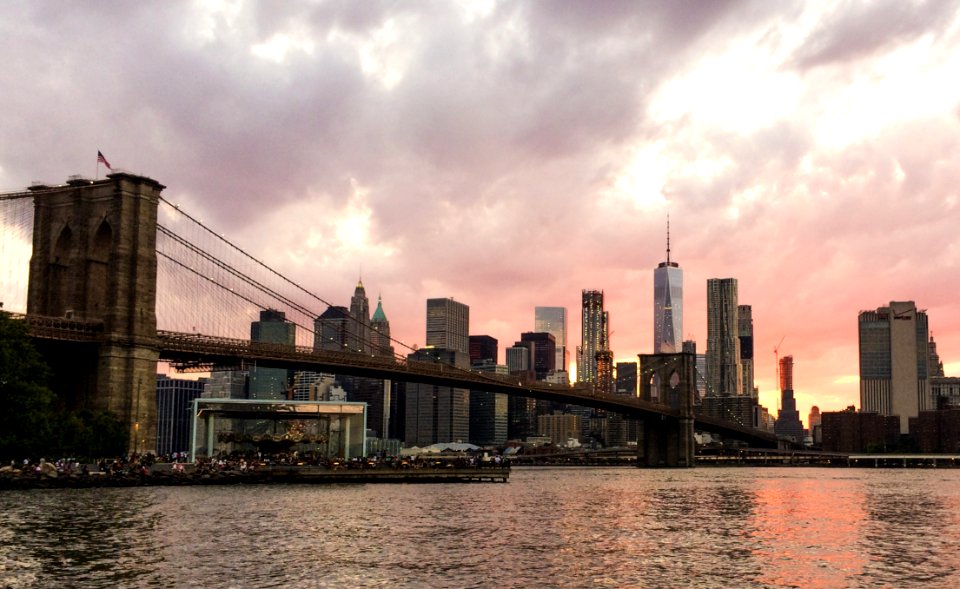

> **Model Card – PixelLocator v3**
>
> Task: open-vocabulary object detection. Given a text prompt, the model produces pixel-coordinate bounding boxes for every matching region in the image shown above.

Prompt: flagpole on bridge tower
[96,150,112,180]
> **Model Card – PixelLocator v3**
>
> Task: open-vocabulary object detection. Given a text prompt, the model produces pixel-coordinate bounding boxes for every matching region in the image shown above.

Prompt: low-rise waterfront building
[821,409,900,453]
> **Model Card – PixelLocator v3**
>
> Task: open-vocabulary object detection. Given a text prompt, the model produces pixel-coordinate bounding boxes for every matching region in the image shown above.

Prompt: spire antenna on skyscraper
[666,213,671,265]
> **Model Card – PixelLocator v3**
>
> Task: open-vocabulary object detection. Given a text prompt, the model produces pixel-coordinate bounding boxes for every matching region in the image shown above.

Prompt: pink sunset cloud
[1,1,958,426]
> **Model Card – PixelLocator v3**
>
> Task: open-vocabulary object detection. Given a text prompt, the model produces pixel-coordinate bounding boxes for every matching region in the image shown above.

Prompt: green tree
[0,312,130,461]
[0,311,56,461]
[54,409,128,460]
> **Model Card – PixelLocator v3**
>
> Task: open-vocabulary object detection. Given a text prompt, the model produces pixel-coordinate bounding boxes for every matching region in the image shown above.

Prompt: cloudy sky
[2,0,959,424]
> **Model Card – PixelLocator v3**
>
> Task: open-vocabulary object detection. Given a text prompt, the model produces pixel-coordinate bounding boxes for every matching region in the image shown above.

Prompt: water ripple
[2,468,960,587]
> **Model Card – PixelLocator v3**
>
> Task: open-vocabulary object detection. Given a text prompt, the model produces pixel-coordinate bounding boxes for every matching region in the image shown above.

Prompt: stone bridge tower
[637,352,697,467]
[27,173,164,454]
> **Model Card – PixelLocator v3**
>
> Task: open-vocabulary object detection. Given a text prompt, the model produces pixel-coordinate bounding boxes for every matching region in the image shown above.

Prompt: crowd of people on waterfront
[2,453,161,479]
[0,448,511,483]
[189,449,510,474]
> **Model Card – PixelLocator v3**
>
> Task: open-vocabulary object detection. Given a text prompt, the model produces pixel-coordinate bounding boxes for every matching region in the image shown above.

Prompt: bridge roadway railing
[155,330,684,419]
[13,316,775,443]
[692,412,780,445]
[10,312,104,342]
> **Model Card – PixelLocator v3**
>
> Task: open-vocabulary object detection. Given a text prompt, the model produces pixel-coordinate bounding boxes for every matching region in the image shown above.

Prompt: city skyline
[2,2,959,427]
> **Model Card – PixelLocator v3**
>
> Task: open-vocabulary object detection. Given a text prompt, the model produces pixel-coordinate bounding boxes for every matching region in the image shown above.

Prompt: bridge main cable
[157,196,417,359]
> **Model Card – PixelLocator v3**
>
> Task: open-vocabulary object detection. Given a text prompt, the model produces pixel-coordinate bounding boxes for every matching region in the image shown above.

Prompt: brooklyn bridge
[0,172,780,466]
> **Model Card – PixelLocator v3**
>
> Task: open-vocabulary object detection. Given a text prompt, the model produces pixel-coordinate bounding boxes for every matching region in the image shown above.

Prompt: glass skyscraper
[249,309,294,400]
[535,306,568,374]
[653,221,682,353]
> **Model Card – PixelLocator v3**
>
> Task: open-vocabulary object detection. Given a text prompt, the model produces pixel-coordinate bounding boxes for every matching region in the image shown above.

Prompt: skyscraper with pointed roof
[654,217,683,353]
[370,294,394,358]
[348,278,372,353]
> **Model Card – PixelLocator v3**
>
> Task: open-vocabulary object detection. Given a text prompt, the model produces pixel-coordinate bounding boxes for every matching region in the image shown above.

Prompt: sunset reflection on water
[2,467,960,588]
[749,472,868,587]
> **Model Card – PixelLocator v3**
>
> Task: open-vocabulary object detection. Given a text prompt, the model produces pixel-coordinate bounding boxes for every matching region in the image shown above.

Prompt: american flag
[97,150,112,170]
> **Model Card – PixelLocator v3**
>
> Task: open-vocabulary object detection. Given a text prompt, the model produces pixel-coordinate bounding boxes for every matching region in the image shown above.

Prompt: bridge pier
[637,415,694,467]
[636,353,696,467]
[28,173,164,454]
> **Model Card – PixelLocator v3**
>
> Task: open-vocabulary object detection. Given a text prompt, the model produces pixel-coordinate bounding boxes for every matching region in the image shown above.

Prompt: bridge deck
[15,312,781,447]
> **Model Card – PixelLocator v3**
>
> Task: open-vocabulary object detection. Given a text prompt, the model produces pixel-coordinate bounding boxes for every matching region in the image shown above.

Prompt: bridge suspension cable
[155,197,419,363]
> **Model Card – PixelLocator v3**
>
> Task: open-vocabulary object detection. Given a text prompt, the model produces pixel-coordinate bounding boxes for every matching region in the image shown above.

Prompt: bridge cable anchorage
[157,197,423,359]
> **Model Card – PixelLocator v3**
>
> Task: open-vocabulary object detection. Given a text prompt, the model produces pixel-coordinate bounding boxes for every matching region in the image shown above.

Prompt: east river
[2,467,960,588]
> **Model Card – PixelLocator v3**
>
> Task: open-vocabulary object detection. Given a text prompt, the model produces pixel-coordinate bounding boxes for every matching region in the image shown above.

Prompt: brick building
[821,410,900,453]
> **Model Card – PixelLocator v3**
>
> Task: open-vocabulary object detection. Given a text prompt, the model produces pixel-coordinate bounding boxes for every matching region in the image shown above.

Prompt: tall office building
[404,348,470,445]
[426,298,469,354]
[809,405,822,445]
[653,219,683,353]
[347,279,372,353]
[596,350,614,395]
[738,305,756,397]
[681,340,706,399]
[251,308,295,345]
[774,355,804,442]
[506,343,536,440]
[315,306,350,351]
[706,279,742,397]
[370,295,394,358]
[520,332,557,380]
[928,336,945,379]
[506,344,532,375]
[316,286,394,439]
[578,290,608,384]
[346,284,393,439]
[535,306,568,374]
[859,301,933,434]
[249,309,294,399]
[775,392,804,443]
[469,335,498,364]
[615,362,638,397]
[779,354,794,392]
[403,299,471,445]
[469,351,509,447]
[156,374,207,455]
[468,336,505,446]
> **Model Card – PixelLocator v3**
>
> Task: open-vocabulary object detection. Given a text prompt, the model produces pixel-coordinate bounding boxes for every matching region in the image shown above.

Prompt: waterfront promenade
[0,460,510,490]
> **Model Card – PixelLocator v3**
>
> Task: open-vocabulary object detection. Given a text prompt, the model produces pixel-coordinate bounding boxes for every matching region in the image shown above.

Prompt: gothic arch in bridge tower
[27,173,165,454]
[649,372,661,403]
[637,352,697,467]
[86,219,113,316]
[48,224,74,316]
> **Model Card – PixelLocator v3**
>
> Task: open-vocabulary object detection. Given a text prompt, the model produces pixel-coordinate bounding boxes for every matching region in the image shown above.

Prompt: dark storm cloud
[4,1,960,416]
